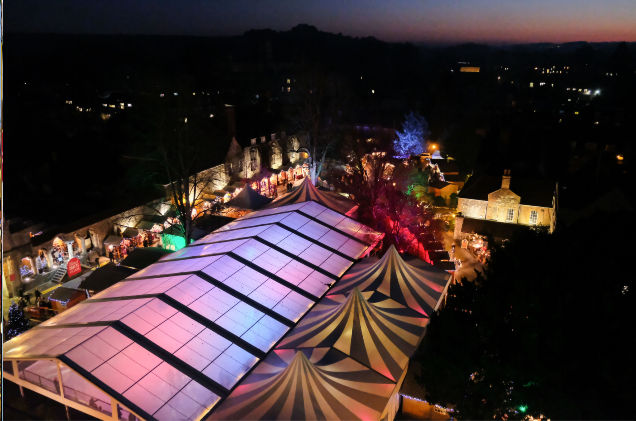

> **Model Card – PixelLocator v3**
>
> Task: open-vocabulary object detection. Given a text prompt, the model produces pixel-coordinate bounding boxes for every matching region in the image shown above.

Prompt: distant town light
[192,92,196,96]
[594,89,601,96]
[616,154,624,161]
[127,103,132,107]
[209,114,215,118]
[529,82,534,88]
[184,117,188,123]
[160,93,164,97]
[173,92,178,96]
[574,111,579,115]
[371,89,375,94]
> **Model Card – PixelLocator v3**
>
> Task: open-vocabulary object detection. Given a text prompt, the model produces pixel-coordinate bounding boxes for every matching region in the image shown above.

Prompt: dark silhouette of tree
[416,215,634,419]
[286,67,352,185]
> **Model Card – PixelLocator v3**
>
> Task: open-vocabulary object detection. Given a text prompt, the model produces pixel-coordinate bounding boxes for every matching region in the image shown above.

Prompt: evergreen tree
[6,303,30,340]
[393,112,430,158]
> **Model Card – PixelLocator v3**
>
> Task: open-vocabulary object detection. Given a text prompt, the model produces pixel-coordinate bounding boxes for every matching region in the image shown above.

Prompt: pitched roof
[226,185,273,210]
[119,247,173,270]
[79,263,137,292]
[209,348,396,421]
[459,175,555,207]
[330,245,450,317]
[277,288,428,382]
[266,178,356,215]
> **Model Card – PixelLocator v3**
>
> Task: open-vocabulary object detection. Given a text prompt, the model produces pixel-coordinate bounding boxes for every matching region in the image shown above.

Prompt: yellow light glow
[617,154,624,161]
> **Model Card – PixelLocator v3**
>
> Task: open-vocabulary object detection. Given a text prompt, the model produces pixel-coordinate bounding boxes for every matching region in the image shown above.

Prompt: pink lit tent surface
[277,288,429,382]
[208,247,450,421]
[266,178,357,215]
[330,245,451,317]
[209,348,396,421]
[2,200,381,421]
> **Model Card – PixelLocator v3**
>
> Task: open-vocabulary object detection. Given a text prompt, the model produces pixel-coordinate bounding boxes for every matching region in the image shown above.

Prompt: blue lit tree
[393,112,430,158]
[6,303,30,340]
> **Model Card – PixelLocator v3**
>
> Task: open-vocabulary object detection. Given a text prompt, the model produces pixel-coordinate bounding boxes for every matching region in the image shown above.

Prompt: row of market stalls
[2,177,452,421]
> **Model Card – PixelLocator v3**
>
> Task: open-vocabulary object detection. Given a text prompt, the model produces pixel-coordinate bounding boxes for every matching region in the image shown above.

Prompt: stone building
[454,170,557,240]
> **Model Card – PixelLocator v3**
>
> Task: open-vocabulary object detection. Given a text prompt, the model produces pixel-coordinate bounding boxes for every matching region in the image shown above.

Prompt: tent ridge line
[272,222,356,263]
[155,294,268,360]
[194,271,296,328]
[295,210,369,246]
[227,252,319,302]
[250,236,340,281]
[109,320,230,398]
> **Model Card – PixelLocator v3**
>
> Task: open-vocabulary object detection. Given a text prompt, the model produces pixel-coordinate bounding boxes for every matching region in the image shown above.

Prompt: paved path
[440,230,484,282]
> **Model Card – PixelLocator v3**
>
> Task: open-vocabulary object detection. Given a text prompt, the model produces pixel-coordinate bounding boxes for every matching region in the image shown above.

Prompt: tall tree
[394,112,430,158]
[287,68,351,185]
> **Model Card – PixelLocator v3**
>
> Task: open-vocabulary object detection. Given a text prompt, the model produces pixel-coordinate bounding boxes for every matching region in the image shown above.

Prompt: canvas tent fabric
[226,185,272,210]
[2,200,381,421]
[209,348,396,421]
[330,245,451,317]
[266,178,356,215]
[277,288,428,382]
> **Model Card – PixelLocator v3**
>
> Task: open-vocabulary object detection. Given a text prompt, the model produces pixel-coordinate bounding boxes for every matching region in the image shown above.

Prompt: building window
[506,208,514,222]
[529,210,538,225]
[250,149,258,171]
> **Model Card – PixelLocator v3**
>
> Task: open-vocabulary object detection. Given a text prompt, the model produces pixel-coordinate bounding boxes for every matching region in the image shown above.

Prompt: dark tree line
[416,213,634,419]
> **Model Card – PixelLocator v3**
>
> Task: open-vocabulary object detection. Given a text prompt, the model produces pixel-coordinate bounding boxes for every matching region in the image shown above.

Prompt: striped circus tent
[209,348,396,421]
[267,178,356,215]
[277,288,428,382]
[330,245,451,317]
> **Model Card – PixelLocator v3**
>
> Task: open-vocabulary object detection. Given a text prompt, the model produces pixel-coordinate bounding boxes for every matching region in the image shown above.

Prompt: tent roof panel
[3,201,382,420]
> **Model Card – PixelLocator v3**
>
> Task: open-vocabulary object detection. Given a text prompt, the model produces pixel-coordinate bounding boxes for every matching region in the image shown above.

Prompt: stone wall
[457,198,487,219]
[486,188,521,222]
[518,205,553,229]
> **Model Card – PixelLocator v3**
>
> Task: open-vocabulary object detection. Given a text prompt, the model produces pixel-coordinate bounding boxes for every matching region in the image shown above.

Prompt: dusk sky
[7,0,636,44]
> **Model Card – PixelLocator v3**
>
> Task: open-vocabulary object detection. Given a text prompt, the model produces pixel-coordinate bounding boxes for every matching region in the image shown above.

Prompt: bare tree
[288,68,351,185]
[157,117,227,245]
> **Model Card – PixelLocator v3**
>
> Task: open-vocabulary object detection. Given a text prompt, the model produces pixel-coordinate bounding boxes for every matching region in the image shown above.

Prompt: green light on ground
[161,233,187,251]
[518,405,528,413]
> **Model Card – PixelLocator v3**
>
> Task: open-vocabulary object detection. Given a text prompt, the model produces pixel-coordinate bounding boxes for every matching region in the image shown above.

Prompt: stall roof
[226,185,272,210]
[122,227,139,238]
[103,235,122,245]
[3,200,381,420]
[49,287,85,303]
[120,248,173,270]
[79,263,137,293]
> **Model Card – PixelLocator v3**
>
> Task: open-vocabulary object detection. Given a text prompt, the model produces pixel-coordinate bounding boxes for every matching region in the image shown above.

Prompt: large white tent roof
[3,201,381,420]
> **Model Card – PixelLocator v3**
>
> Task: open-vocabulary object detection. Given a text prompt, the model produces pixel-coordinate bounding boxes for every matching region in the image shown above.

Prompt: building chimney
[250,138,256,145]
[225,104,236,138]
[502,169,511,189]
